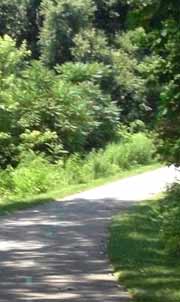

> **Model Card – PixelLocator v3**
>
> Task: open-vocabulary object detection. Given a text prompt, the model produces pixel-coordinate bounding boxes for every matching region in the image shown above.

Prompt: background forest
[0,1,179,252]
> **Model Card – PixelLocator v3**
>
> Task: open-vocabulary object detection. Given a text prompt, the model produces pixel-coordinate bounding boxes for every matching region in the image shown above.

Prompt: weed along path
[0,166,177,302]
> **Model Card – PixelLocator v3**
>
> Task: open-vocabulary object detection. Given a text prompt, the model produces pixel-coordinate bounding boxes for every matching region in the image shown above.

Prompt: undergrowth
[0,132,156,204]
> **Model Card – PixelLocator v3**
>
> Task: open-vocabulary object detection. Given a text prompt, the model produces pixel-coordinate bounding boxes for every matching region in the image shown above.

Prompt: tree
[94,0,129,35]
[25,0,42,58]
[0,0,28,43]
[0,0,42,57]
[72,28,110,63]
[39,0,96,66]
[0,35,30,167]
[110,28,151,123]
[125,0,180,164]
[0,36,119,167]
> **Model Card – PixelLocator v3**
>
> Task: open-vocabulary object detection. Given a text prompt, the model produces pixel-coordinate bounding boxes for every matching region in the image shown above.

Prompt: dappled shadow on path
[0,197,135,302]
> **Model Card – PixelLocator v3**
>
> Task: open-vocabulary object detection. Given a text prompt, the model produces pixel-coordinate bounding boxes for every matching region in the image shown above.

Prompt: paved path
[0,166,178,302]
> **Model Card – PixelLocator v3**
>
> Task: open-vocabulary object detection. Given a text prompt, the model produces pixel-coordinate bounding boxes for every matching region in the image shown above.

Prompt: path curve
[0,166,177,302]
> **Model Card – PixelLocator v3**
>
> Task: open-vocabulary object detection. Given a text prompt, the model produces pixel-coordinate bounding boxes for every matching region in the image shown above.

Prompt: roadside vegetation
[109,184,180,302]
[107,2,180,300]
[0,130,157,213]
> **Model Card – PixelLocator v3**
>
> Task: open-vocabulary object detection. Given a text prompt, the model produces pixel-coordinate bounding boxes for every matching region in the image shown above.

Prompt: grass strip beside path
[0,163,161,215]
[109,193,180,302]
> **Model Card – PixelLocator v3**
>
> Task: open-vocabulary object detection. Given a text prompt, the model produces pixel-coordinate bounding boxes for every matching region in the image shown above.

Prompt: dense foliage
[0,1,179,211]
[0,36,120,168]
[1,1,178,165]
[0,132,155,201]
[125,0,180,165]
[0,2,155,171]
[122,1,180,258]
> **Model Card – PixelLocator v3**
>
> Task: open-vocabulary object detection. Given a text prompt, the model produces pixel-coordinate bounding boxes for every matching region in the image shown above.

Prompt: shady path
[0,166,178,302]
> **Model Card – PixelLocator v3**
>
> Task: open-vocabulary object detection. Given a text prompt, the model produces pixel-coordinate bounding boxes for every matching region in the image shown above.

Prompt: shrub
[56,62,110,85]
[0,167,14,198]
[0,54,119,167]
[160,184,180,255]
[103,133,155,169]
[127,133,156,165]
[12,153,61,197]
[87,150,119,179]
[72,28,110,63]
[0,132,156,201]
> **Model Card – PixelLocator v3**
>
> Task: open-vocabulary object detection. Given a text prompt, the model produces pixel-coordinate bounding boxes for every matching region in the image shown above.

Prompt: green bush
[72,28,110,63]
[0,40,119,167]
[160,184,180,255]
[12,153,57,197]
[56,62,110,85]
[0,167,14,198]
[103,133,155,169]
[86,150,119,179]
[0,132,156,201]
[127,133,156,165]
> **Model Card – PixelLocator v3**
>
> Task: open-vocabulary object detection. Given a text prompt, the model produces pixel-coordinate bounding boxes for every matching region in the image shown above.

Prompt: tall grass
[0,132,156,201]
